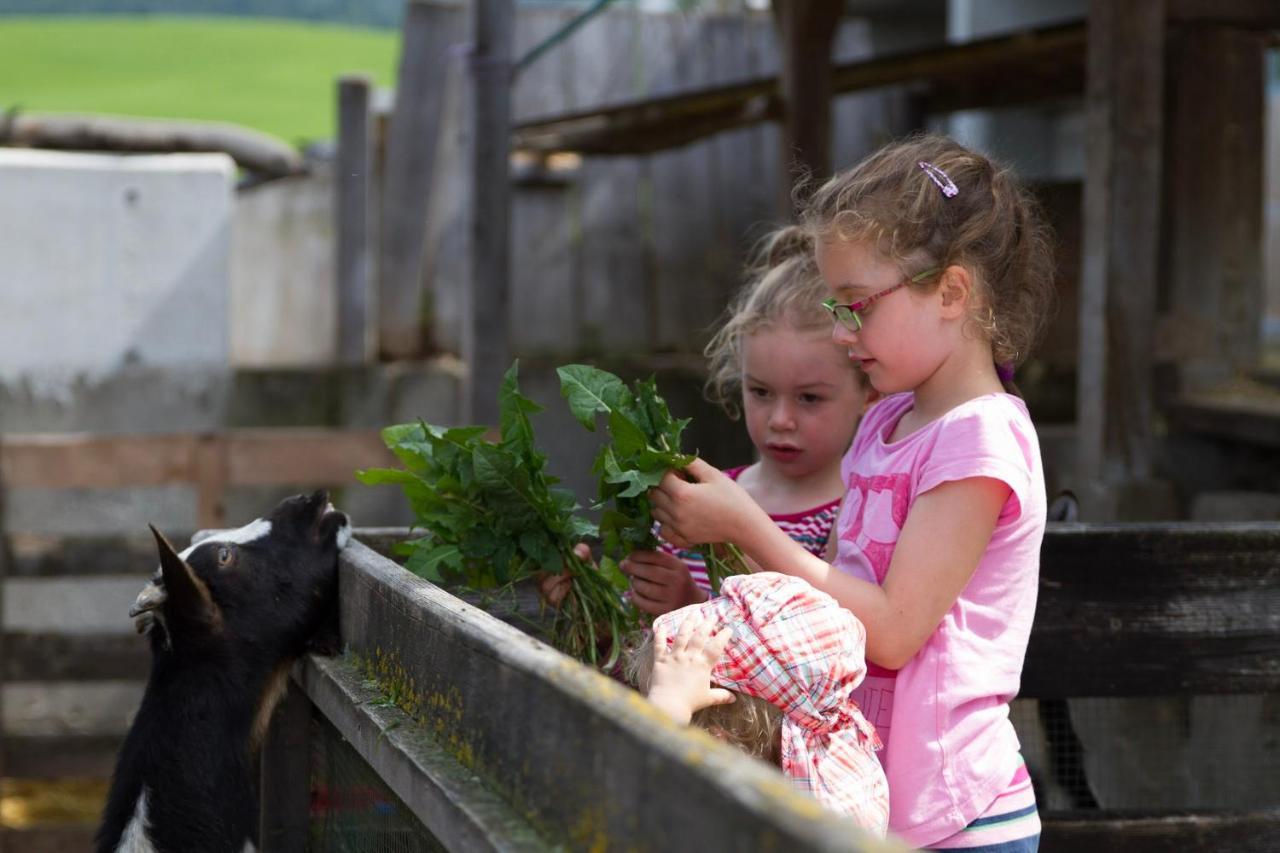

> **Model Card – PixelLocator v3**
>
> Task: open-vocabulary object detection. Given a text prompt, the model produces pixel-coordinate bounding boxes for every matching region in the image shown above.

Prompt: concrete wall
[0,149,235,383]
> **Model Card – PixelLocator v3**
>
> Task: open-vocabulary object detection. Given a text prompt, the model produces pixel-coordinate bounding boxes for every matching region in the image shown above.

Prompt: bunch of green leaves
[557,364,748,593]
[358,363,639,668]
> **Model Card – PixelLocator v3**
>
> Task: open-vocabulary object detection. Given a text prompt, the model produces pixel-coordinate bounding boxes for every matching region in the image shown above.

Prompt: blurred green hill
[0,15,398,146]
[0,0,404,28]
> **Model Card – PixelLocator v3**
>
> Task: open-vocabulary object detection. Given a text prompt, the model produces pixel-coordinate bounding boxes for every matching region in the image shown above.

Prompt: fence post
[259,680,313,852]
[337,74,375,365]
[463,0,515,425]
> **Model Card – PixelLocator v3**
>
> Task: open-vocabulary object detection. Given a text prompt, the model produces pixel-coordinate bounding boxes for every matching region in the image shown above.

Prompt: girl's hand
[646,612,735,725]
[649,458,771,551]
[537,543,593,608]
[622,550,708,616]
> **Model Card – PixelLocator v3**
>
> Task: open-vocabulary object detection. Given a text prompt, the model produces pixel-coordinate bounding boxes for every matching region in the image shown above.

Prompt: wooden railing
[266,523,1280,852]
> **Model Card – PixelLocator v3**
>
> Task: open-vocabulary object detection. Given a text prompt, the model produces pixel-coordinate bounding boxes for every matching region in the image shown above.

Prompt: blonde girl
[648,134,1054,851]
[622,226,873,615]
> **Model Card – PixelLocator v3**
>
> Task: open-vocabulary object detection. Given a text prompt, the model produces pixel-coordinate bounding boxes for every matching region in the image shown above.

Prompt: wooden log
[0,112,302,177]
[1023,523,1280,698]
[336,75,376,365]
[332,539,898,851]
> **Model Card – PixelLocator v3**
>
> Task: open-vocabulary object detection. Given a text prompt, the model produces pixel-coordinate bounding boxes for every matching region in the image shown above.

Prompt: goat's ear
[149,525,221,633]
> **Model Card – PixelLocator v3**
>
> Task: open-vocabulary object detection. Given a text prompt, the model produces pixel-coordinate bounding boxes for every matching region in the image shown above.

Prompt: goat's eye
[216,546,235,568]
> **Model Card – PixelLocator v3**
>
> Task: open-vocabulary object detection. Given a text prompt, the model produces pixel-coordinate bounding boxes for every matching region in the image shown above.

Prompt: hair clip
[918,161,959,198]
[996,362,1015,382]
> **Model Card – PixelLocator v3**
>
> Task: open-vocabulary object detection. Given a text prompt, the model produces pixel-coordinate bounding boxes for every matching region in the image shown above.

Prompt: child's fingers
[572,542,592,561]
[705,624,733,660]
[652,617,672,653]
[704,687,736,708]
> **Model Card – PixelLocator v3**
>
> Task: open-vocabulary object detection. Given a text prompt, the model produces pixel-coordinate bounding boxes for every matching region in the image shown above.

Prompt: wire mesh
[1011,694,1280,812]
[309,713,448,853]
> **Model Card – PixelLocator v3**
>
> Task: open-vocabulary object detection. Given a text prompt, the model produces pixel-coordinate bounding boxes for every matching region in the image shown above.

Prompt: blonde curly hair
[703,225,862,420]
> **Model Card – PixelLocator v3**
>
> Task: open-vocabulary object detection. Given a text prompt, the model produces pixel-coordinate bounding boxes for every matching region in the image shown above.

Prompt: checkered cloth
[654,572,890,836]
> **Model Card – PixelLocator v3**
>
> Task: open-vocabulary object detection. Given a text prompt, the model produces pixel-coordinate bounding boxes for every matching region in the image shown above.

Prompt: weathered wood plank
[773,0,843,186]
[512,21,1085,157]
[0,430,393,491]
[1041,808,1280,853]
[1,826,99,853]
[295,654,545,852]
[379,0,464,358]
[335,539,898,851]
[258,681,313,853]
[1024,523,1280,698]
[5,735,120,779]
[1160,25,1265,391]
[4,533,163,578]
[463,0,516,426]
[1075,0,1166,512]
[336,74,375,365]
[3,631,148,681]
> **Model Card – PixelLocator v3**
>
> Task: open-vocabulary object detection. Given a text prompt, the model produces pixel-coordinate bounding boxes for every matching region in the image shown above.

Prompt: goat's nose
[129,582,167,618]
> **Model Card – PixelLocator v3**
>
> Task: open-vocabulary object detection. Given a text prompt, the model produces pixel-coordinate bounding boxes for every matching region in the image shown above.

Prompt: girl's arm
[652,459,1008,669]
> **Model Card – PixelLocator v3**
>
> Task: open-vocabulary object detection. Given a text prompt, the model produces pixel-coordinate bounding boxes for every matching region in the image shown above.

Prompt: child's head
[626,573,889,833]
[803,134,1055,395]
[704,226,872,476]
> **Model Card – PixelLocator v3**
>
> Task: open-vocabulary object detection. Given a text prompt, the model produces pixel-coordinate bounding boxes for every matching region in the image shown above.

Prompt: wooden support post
[379,1,465,359]
[258,679,313,853]
[463,0,515,425]
[772,0,843,212]
[1159,25,1266,391]
[1076,0,1170,519]
[336,74,375,365]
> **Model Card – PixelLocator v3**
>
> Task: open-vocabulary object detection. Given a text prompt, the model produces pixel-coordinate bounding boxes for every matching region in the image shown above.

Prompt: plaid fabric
[654,572,890,836]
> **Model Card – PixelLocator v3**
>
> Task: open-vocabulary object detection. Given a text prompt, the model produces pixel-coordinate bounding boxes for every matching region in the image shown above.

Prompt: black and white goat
[96,490,352,853]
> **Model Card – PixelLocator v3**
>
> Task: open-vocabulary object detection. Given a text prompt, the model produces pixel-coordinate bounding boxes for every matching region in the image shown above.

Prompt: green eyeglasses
[821,267,940,332]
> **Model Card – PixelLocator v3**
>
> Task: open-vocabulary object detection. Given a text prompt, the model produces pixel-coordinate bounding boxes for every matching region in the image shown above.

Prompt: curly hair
[800,134,1056,392]
[703,225,861,419]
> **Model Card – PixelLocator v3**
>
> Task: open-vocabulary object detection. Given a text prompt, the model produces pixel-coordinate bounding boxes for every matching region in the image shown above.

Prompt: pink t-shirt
[833,392,1045,848]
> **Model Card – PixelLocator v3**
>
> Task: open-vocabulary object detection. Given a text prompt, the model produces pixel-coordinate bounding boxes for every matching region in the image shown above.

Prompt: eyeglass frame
[820,267,941,332]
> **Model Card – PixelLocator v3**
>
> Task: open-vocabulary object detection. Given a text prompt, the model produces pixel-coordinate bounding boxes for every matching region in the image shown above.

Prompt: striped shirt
[658,465,842,593]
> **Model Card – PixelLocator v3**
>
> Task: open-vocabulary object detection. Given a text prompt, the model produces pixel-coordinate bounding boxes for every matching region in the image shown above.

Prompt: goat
[96,490,352,853]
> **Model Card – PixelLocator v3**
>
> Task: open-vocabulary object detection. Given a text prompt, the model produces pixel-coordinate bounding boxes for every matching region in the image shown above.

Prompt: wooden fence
[0,429,396,851]
[264,521,1280,851]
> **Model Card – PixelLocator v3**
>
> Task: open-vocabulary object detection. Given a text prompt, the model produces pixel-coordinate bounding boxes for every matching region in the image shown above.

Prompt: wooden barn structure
[2,1,1279,850]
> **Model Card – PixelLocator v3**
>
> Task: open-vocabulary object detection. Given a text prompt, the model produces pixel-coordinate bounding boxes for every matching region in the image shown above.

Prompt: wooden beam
[1041,809,1280,853]
[1076,0,1166,514]
[0,429,394,491]
[463,0,515,426]
[1167,0,1280,28]
[379,1,466,359]
[1159,26,1266,391]
[1023,523,1280,698]
[333,539,898,851]
[336,74,375,365]
[512,21,1085,157]
[772,0,844,196]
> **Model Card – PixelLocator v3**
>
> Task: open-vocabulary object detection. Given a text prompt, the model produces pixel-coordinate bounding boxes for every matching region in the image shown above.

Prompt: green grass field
[0,15,399,146]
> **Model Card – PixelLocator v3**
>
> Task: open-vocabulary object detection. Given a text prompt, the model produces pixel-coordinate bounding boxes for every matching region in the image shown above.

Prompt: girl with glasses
[620,225,874,616]
[648,134,1055,851]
